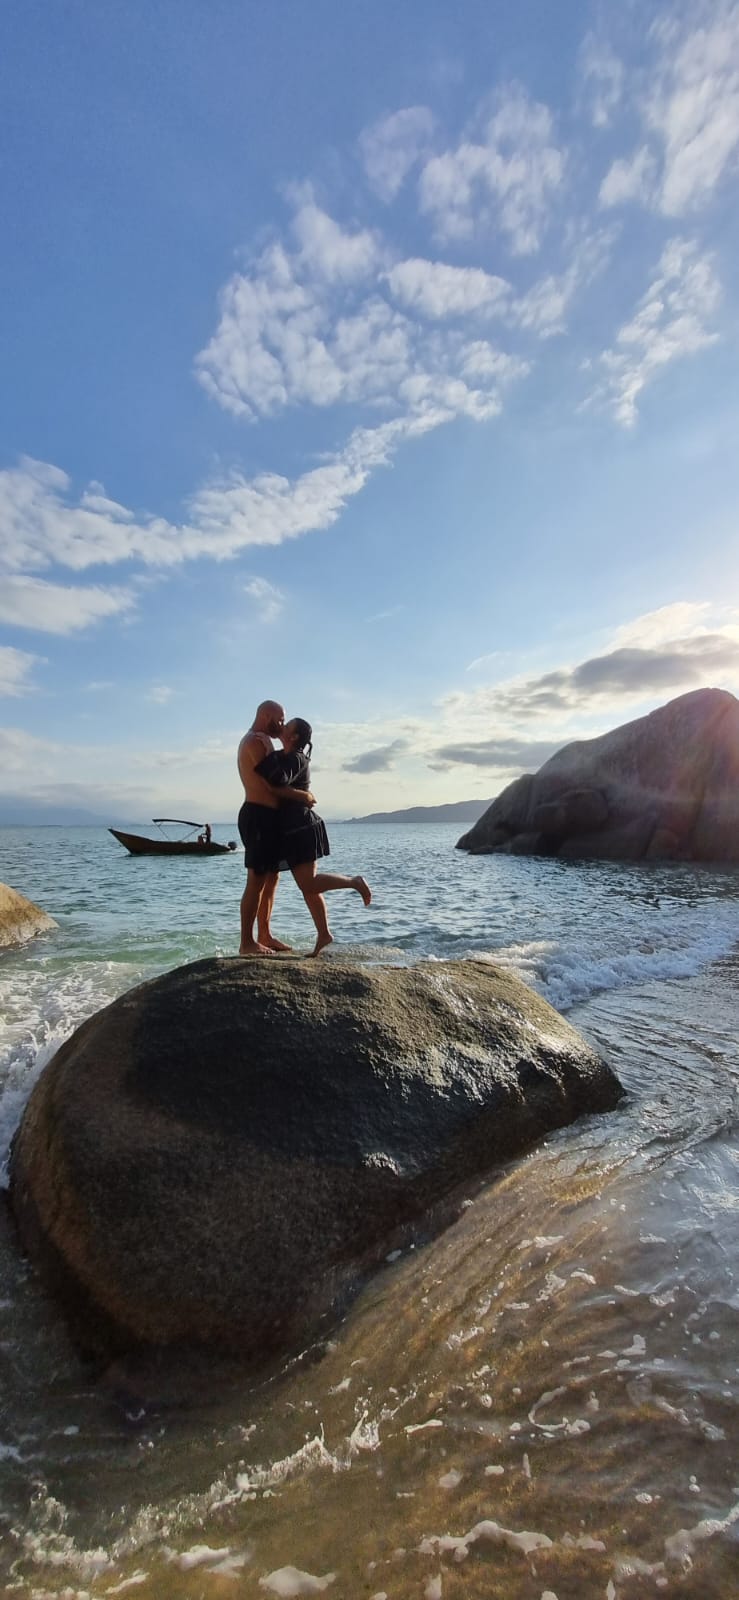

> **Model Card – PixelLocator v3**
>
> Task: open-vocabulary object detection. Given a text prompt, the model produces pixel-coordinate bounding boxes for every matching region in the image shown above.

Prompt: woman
[256,717,371,956]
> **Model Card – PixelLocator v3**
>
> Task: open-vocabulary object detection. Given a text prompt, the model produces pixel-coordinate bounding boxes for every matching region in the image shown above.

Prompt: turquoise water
[0,825,738,1597]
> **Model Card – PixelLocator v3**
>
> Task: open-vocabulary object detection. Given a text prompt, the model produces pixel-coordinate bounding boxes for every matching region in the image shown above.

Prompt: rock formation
[457,688,739,863]
[9,956,622,1363]
[0,883,57,950]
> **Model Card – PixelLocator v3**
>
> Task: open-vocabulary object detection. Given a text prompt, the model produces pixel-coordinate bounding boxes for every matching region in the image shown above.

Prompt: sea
[0,822,737,1599]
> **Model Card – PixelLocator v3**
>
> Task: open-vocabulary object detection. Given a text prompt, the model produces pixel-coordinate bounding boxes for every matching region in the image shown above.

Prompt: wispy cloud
[418,83,565,254]
[599,4,739,216]
[578,30,624,128]
[366,604,404,623]
[0,645,42,697]
[244,576,285,622]
[146,684,175,706]
[359,106,435,201]
[587,238,721,425]
[0,574,134,634]
[599,146,656,209]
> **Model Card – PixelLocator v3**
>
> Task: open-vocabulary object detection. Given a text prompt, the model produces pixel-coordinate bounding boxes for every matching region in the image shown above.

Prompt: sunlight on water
[0,825,737,1596]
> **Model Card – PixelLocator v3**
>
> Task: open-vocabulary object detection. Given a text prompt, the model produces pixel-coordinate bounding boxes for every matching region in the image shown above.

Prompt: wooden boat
[109,819,237,857]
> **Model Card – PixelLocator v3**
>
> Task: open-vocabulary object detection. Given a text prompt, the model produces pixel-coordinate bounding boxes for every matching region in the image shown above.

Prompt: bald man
[236,699,313,955]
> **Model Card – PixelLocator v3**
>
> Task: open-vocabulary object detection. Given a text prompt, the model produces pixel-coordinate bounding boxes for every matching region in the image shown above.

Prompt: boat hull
[109,829,234,857]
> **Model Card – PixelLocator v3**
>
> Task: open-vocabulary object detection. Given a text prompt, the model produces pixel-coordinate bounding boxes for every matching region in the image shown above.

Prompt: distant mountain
[0,796,111,826]
[345,798,492,825]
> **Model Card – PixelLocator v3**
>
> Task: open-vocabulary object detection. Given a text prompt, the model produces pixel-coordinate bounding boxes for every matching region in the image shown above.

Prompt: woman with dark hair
[256,717,371,956]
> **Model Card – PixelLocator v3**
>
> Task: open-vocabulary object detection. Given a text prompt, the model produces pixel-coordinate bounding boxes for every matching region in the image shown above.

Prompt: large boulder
[0,883,57,950]
[457,688,739,862]
[9,956,622,1364]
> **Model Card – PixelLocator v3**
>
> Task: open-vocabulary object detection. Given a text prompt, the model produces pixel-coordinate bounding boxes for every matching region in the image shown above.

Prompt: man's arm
[256,749,316,807]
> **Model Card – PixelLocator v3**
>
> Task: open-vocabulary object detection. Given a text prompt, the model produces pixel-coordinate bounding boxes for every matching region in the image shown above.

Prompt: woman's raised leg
[311,869,372,905]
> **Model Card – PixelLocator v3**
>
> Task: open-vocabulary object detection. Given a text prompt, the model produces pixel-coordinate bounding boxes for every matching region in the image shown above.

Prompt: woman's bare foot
[308,932,334,958]
[258,935,293,952]
[238,940,274,957]
[353,876,372,906]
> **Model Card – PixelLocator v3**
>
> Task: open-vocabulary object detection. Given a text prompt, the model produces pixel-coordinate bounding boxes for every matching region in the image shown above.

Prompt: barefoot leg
[352,875,372,906]
[256,871,293,951]
[240,871,270,955]
[309,927,334,958]
[291,864,333,953]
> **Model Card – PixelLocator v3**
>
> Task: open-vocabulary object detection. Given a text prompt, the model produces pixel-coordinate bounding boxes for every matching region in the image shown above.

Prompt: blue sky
[1,0,739,821]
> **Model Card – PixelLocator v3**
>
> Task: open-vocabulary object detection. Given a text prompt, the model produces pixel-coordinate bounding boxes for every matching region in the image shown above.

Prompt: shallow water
[0,825,737,1596]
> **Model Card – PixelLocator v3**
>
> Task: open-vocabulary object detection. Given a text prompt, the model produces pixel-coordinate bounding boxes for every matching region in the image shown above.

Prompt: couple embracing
[237,700,371,957]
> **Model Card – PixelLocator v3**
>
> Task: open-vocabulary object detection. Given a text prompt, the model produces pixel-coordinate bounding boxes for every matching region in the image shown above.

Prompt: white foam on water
[424,1576,443,1599]
[490,903,739,1010]
[0,958,145,1179]
[259,1567,335,1595]
[165,1543,240,1571]
[419,1519,554,1563]
[104,1578,148,1594]
[663,1500,739,1570]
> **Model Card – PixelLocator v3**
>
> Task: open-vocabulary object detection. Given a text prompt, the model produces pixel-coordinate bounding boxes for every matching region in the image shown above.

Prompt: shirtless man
[237,699,313,956]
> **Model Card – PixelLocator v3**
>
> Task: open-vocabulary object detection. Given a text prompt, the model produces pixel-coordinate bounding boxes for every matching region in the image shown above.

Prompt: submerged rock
[457,688,739,863]
[9,956,622,1363]
[0,882,57,950]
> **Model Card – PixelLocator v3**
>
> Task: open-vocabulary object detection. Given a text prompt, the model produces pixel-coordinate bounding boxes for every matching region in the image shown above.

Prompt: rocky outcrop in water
[457,688,739,863]
[0,883,57,950]
[9,956,622,1363]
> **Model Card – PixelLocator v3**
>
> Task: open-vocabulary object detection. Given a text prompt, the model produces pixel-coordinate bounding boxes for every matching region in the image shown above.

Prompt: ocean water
[0,822,737,1598]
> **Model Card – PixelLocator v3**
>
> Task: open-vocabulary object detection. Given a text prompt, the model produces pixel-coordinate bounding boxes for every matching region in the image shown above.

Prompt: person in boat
[198,823,212,846]
[256,716,371,958]
[237,699,315,956]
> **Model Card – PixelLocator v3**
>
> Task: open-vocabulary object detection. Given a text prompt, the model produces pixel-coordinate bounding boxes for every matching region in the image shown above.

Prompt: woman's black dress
[255,750,330,869]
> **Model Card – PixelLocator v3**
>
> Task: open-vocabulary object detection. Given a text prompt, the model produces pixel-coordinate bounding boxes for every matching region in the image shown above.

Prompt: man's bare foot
[308,932,334,958]
[353,876,372,906]
[238,940,274,957]
[257,935,294,952]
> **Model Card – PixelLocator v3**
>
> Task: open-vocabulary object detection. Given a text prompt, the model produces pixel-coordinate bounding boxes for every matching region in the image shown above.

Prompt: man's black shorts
[237,801,282,875]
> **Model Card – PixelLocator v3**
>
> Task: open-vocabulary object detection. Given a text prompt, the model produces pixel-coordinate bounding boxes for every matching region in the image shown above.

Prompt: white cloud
[648,4,739,215]
[0,424,431,576]
[243,576,285,622]
[386,258,511,319]
[0,574,134,634]
[0,646,43,697]
[513,229,615,336]
[195,196,529,433]
[588,238,721,426]
[599,146,656,209]
[418,83,565,254]
[598,5,739,216]
[579,31,624,128]
[610,600,715,650]
[0,725,62,770]
[290,189,382,282]
[359,106,435,201]
[0,456,184,573]
[146,685,175,705]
